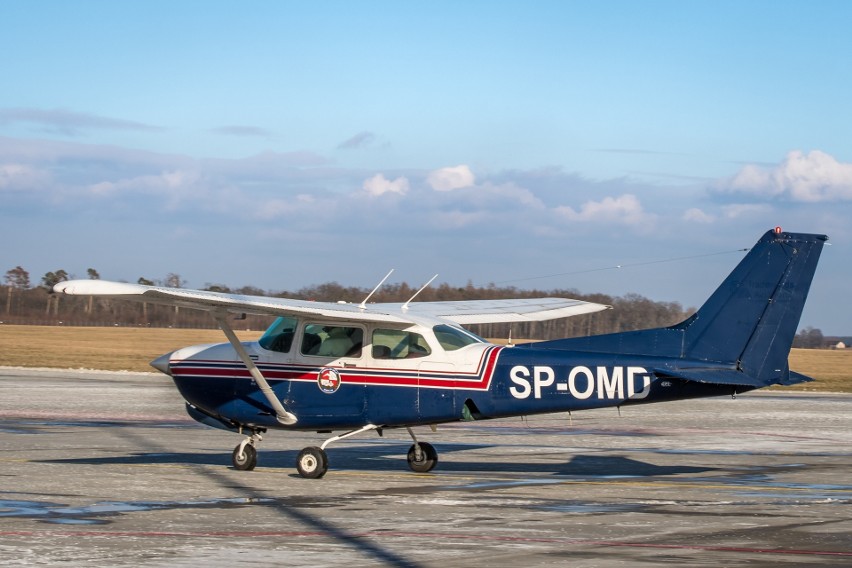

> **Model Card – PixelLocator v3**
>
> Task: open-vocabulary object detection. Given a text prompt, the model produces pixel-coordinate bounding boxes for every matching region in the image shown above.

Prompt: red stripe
[171,346,504,391]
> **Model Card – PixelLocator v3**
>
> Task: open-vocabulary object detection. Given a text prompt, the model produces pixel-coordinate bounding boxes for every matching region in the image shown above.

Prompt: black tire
[296,446,329,479]
[232,443,258,471]
[406,441,438,473]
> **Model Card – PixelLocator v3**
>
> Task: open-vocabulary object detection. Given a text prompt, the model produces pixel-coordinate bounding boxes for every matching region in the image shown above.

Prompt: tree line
[1,265,832,346]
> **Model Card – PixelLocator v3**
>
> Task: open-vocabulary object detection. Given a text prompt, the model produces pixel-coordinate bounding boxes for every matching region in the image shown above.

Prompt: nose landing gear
[232,431,263,471]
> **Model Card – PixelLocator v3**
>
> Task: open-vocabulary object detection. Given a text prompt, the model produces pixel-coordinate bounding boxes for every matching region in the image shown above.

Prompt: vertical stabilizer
[679,230,827,381]
[530,229,827,385]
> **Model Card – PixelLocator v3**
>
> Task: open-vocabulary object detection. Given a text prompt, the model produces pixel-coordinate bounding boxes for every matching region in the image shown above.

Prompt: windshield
[258,316,298,352]
[433,324,485,351]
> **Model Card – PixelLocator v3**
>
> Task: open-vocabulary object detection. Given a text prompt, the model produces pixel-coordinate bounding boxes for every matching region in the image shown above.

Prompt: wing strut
[213,312,298,426]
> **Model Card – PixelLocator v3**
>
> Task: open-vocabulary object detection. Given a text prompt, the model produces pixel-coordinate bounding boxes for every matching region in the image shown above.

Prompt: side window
[301,324,363,358]
[372,329,432,359]
[258,316,298,353]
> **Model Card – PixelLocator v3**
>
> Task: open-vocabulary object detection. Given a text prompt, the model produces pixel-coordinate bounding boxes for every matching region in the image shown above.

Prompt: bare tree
[164,273,185,288]
[137,277,154,322]
[794,326,825,349]
[41,270,69,316]
[163,273,185,323]
[85,268,100,313]
[5,266,30,315]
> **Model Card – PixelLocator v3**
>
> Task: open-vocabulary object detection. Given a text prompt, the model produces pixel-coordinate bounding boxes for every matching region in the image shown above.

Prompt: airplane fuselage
[165,340,741,432]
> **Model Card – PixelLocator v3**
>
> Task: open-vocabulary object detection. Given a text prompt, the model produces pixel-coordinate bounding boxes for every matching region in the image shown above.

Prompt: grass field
[1,325,849,392]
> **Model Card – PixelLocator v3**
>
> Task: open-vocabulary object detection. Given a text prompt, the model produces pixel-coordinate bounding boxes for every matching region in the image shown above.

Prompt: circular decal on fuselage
[317,368,342,394]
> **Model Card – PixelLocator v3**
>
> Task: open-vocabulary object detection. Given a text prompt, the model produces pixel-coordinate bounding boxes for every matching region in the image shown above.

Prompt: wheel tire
[296,446,329,479]
[232,443,258,471]
[406,441,438,473]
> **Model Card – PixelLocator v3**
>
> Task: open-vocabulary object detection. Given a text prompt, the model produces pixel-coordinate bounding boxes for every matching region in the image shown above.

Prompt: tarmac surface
[1,366,851,567]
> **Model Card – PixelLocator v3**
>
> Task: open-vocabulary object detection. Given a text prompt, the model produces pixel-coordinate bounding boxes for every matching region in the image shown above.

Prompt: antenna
[402,274,438,311]
[359,269,394,310]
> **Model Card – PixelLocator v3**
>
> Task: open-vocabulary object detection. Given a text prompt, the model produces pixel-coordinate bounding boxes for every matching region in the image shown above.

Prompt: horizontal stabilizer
[655,367,766,388]
[785,371,815,386]
[656,365,815,388]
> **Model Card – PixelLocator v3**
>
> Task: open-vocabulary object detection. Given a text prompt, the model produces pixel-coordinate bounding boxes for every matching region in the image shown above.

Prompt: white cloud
[0,163,48,190]
[720,150,852,202]
[427,165,475,191]
[683,207,715,223]
[555,194,655,227]
[362,173,409,197]
[87,169,202,197]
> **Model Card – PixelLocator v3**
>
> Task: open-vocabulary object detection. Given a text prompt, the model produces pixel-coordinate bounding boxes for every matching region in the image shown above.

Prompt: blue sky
[2,1,851,334]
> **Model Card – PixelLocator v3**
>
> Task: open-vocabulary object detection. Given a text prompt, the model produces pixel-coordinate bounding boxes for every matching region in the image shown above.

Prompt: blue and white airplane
[54,229,827,478]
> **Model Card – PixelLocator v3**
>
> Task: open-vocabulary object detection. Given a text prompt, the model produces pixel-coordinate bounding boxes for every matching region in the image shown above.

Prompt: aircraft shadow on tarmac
[39,443,717,478]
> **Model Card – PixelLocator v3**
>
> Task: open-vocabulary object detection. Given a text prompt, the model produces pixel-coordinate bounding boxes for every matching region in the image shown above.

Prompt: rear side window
[372,329,432,359]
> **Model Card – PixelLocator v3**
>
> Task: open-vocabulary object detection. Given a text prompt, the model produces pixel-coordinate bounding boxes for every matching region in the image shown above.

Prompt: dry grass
[785,348,852,393]
[1,325,849,392]
[0,325,261,372]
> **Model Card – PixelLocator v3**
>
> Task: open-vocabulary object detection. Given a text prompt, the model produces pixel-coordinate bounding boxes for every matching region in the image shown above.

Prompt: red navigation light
[774,226,782,234]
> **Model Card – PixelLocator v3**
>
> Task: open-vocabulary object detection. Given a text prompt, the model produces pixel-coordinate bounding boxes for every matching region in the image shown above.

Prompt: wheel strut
[295,424,381,479]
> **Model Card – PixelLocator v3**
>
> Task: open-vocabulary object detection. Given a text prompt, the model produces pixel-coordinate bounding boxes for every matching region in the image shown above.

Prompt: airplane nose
[150,352,173,376]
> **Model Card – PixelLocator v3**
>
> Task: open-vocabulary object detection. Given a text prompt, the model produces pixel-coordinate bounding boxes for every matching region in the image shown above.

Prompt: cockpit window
[259,316,298,352]
[301,324,363,358]
[372,329,432,359]
[433,324,485,351]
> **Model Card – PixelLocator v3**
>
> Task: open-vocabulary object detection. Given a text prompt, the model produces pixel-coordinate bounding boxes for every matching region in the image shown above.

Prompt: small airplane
[54,228,827,478]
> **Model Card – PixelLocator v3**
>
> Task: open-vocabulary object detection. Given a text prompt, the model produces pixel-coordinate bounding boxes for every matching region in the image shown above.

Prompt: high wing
[53,280,610,326]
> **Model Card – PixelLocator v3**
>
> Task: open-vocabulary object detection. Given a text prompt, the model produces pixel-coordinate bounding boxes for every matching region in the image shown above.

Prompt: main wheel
[296,446,329,479]
[232,443,258,471]
[406,441,438,473]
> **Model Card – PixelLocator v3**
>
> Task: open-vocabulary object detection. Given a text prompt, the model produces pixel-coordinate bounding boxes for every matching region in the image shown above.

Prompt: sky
[1,1,851,335]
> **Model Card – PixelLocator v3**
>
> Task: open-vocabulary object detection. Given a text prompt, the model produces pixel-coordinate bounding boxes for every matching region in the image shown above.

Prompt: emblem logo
[317,368,342,394]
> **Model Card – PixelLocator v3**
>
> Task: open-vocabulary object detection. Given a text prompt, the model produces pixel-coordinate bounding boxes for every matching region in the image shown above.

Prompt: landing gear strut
[293,424,380,479]
[289,424,440,479]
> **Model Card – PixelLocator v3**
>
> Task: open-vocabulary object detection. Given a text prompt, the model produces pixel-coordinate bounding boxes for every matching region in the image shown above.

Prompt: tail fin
[533,229,828,385]
[679,230,827,381]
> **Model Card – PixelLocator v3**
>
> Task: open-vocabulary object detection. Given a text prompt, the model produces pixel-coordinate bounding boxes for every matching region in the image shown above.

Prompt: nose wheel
[232,443,258,470]
[232,431,262,471]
